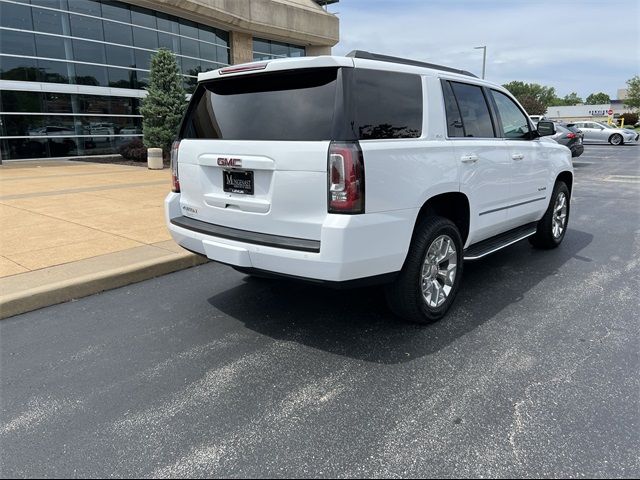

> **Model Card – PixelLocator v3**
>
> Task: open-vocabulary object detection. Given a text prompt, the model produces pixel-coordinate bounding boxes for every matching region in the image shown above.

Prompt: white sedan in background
[572,121,639,145]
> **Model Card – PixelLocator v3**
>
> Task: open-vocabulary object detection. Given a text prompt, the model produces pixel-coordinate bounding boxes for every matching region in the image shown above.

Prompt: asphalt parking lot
[1,144,639,478]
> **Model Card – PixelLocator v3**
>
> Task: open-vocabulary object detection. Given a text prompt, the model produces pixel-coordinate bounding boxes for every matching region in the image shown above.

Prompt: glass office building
[0,0,336,161]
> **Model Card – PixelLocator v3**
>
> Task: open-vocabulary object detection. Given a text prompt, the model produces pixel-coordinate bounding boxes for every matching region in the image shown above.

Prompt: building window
[1,90,143,160]
[0,0,230,88]
[252,37,305,61]
[0,0,232,159]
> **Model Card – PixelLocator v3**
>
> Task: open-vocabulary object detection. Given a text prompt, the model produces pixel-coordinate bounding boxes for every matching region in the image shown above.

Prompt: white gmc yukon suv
[166,51,573,324]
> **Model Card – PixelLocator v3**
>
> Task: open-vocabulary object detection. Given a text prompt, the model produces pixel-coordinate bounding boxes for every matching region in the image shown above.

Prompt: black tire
[385,216,464,324]
[609,133,624,146]
[529,181,570,249]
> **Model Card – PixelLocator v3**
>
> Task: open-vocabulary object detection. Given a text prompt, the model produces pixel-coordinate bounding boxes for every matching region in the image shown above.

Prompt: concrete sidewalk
[0,160,206,318]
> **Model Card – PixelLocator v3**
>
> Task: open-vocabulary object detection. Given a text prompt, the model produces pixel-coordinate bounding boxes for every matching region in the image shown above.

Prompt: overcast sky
[329,0,640,100]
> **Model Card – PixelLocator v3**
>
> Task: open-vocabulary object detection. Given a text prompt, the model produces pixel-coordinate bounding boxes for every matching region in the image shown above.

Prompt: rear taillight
[328,141,365,214]
[170,140,180,193]
[566,133,577,139]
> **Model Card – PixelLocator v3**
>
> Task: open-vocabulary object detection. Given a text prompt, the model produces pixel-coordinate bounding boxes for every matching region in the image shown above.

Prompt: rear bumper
[170,216,320,253]
[165,193,417,282]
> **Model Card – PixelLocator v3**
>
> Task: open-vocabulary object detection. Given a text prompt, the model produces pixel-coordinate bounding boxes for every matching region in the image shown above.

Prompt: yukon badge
[217,157,241,168]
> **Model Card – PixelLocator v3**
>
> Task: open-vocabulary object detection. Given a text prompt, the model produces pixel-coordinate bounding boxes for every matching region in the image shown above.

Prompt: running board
[464,222,537,260]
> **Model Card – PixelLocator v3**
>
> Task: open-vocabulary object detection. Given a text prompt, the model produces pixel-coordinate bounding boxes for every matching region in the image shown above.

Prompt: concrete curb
[0,252,208,320]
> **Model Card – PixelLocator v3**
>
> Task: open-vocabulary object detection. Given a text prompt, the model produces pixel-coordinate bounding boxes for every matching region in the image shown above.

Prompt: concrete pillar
[306,45,332,56]
[230,31,253,65]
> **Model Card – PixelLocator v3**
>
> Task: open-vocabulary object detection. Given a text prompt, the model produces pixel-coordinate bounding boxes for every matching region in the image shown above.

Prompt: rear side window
[354,69,422,140]
[449,81,495,138]
[181,68,338,141]
[491,90,531,139]
[442,80,464,137]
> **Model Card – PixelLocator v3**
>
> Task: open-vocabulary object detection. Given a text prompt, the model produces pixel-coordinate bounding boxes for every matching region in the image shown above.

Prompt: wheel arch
[413,192,470,246]
[556,170,573,196]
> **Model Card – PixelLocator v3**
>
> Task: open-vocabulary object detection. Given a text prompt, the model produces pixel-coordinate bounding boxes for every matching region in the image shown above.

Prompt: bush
[140,49,186,157]
[619,112,639,127]
[118,139,147,162]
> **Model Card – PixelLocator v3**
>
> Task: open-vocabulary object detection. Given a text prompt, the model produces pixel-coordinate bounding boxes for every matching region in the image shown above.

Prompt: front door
[490,89,551,227]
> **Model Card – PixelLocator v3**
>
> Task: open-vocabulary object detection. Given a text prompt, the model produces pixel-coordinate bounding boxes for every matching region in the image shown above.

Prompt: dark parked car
[552,123,584,158]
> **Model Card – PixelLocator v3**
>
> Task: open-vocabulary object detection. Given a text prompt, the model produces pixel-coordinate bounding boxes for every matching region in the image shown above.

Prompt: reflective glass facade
[253,37,305,61]
[0,0,231,160]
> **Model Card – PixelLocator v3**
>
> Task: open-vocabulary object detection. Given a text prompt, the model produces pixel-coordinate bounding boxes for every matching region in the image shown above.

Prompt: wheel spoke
[437,264,456,286]
[432,280,443,306]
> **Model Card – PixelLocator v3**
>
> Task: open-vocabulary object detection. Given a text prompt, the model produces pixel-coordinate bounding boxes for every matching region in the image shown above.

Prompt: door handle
[512,153,524,160]
[461,154,479,163]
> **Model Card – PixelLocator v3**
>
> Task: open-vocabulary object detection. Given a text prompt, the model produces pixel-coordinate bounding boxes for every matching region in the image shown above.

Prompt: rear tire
[385,216,463,324]
[529,181,570,249]
[609,133,623,146]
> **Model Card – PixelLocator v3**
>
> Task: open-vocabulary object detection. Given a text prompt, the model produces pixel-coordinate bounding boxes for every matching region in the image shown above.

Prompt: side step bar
[464,222,537,260]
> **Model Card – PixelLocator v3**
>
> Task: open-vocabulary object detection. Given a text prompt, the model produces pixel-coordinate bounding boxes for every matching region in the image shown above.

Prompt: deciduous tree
[503,81,557,107]
[517,95,547,115]
[624,75,640,111]
[585,92,611,104]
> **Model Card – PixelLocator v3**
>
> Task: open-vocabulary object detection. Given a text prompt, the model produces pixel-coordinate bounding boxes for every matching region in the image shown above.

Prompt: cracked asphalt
[1,144,639,478]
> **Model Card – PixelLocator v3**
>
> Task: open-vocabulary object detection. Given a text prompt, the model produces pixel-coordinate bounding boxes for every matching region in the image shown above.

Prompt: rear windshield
[180,68,338,141]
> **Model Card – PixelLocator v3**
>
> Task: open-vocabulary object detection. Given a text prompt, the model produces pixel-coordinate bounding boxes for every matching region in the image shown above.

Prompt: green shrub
[140,49,186,158]
[118,139,147,162]
[619,112,639,126]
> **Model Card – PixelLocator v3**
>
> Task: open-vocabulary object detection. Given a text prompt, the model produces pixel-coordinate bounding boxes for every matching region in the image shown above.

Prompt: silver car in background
[572,121,639,145]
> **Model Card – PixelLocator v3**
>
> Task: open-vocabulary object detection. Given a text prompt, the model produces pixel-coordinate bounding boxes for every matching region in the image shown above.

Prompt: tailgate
[177,140,329,240]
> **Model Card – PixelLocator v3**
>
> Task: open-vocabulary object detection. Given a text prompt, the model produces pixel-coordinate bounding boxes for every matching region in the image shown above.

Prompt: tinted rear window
[181,68,338,141]
[449,81,495,138]
[442,80,464,137]
[354,69,422,139]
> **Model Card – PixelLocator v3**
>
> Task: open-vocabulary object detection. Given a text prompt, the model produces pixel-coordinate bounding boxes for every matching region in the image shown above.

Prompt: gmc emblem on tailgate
[217,157,241,167]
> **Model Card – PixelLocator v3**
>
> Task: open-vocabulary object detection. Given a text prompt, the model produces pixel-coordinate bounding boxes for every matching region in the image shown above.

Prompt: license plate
[223,170,254,195]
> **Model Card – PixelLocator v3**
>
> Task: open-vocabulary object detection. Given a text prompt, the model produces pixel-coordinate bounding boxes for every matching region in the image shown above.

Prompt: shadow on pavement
[207,229,593,365]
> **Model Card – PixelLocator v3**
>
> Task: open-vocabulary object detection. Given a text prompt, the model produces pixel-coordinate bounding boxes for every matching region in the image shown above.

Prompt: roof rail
[346,50,478,78]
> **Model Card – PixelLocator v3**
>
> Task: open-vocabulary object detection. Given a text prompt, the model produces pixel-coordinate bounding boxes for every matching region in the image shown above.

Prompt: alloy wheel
[552,192,568,238]
[421,235,457,308]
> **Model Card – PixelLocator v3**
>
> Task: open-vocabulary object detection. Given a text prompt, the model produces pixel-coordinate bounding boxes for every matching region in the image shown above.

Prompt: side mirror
[537,121,555,137]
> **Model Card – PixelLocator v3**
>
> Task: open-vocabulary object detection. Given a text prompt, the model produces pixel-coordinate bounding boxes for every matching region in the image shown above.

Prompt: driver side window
[491,90,531,139]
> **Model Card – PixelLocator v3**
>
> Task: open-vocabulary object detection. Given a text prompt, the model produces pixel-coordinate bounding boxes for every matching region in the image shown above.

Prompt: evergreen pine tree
[140,48,186,157]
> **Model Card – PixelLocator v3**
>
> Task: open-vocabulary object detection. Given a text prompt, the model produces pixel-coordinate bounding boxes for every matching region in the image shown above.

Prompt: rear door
[176,67,345,241]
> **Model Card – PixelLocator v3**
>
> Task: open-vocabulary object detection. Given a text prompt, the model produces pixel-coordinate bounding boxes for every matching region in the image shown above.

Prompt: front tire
[529,181,570,249]
[609,133,624,146]
[385,216,463,324]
